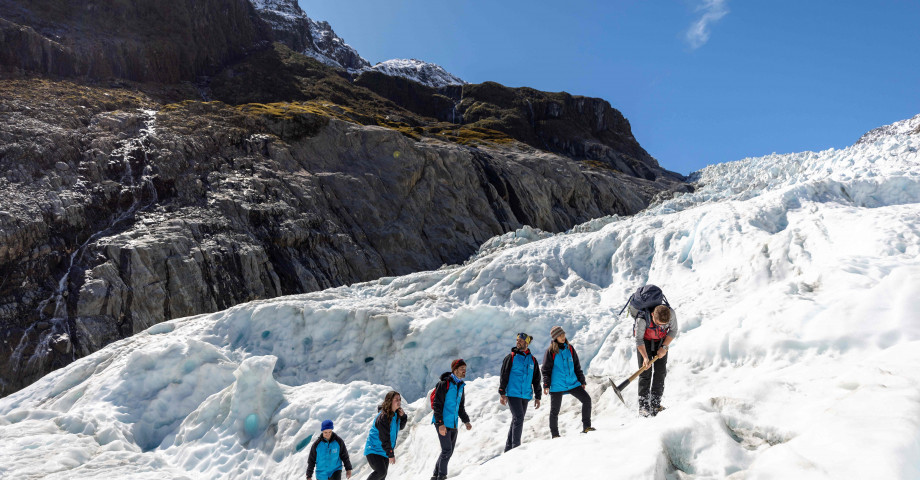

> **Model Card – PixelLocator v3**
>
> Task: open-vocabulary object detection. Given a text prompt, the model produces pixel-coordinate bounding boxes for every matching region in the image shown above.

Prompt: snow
[370,59,467,88]
[2,116,920,479]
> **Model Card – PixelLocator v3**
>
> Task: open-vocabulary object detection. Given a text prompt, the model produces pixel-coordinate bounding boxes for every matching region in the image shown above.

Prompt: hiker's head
[652,305,671,325]
[381,390,402,416]
[451,358,467,378]
[321,420,334,439]
[515,332,532,349]
[550,326,566,343]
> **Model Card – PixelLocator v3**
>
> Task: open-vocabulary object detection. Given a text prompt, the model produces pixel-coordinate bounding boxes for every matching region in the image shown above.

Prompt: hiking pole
[609,351,665,406]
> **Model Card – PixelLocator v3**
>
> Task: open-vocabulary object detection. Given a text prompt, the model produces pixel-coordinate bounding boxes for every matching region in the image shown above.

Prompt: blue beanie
[321,420,334,431]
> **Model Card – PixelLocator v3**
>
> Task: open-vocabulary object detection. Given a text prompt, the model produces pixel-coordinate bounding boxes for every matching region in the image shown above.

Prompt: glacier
[0,115,918,479]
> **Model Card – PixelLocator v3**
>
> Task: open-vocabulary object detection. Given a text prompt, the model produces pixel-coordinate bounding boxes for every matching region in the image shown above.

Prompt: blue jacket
[364,408,408,458]
[542,342,586,393]
[431,372,470,429]
[498,348,542,400]
[307,432,352,480]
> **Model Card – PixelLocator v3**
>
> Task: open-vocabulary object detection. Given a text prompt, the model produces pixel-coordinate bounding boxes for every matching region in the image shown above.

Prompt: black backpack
[619,284,672,334]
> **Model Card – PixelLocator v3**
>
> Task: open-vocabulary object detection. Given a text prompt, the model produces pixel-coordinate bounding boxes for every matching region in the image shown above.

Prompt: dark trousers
[637,340,668,411]
[432,425,459,477]
[548,386,591,437]
[327,471,342,480]
[366,454,389,480]
[504,396,530,452]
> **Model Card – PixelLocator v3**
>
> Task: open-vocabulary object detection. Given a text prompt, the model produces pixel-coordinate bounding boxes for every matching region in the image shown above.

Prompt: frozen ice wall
[1,116,919,479]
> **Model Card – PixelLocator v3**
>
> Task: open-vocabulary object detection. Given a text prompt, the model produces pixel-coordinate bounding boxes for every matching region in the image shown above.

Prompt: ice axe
[609,351,665,406]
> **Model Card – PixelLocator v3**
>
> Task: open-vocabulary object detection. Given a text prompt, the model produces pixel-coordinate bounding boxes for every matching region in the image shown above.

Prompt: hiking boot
[582,426,596,433]
[551,434,561,439]
[638,408,651,418]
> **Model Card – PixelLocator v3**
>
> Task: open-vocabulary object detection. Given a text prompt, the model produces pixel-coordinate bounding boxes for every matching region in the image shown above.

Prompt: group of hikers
[306,286,677,480]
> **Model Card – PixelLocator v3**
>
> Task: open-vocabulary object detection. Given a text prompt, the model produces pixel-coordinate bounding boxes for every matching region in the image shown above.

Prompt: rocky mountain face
[0,0,271,83]
[0,0,688,396]
[249,0,370,73]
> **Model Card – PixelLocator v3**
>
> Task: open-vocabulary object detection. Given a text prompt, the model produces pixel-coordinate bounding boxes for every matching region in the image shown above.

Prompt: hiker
[306,420,353,480]
[636,304,678,416]
[430,358,472,480]
[498,332,542,451]
[542,326,594,437]
[364,391,408,480]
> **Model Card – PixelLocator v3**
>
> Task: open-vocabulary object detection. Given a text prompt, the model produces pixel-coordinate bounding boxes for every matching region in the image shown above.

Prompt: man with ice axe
[611,304,678,417]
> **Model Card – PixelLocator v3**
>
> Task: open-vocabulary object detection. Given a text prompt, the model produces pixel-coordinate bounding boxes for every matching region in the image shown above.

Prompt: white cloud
[685,0,729,49]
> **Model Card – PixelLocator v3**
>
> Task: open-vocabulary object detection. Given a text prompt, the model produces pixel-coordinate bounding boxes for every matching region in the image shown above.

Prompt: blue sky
[300,0,920,175]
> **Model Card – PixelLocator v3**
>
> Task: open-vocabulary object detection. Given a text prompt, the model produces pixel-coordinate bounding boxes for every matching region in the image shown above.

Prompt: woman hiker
[542,326,594,437]
[363,390,408,480]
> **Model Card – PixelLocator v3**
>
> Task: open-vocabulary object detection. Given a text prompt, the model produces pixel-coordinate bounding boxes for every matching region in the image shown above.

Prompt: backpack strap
[618,293,634,316]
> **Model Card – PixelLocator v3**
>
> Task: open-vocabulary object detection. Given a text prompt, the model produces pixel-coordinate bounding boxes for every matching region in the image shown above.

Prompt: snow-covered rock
[250,0,371,73]
[248,1,465,86]
[1,116,919,478]
[371,59,467,88]
[858,113,920,144]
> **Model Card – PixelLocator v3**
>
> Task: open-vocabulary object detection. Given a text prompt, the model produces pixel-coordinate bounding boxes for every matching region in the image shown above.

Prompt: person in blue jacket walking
[542,326,594,437]
[430,358,472,480]
[363,391,408,480]
[306,420,353,480]
[498,332,542,451]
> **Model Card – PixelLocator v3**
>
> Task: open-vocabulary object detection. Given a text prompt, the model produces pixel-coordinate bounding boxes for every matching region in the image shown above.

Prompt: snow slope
[1,116,919,479]
[370,59,467,88]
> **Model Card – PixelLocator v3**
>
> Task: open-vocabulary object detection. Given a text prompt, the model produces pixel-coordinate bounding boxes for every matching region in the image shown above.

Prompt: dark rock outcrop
[355,76,678,182]
[0,0,271,83]
[0,79,678,395]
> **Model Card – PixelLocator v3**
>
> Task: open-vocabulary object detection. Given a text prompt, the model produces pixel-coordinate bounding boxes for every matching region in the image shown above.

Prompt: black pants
[504,396,530,451]
[432,425,459,477]
[366,454,389,480]
[637,339,668,411]
[548,386,591,437]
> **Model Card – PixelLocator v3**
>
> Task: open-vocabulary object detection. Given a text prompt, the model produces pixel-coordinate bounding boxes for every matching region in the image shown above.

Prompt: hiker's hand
[642,357,650,369]
[438,425,447,436]
[346,471,352,479]
[659,345,669,358]
[500,395,507,405]
[534,398,541,409]
[543,387,549,395]
[464,422,472,431]
[396,407,404,416]
[389,457,396,465]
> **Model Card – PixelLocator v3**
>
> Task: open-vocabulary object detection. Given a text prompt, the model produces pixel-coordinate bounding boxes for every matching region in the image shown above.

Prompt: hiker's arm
[531,358,542,400]
[637,343,650,368]
[306,441,318,477]
[337,436,353,471]
[541,350,553,390]
[571,347,587,386]
[432,382,446,426]
[498,354,512,396]
[459,389,471,425]
[376,414,395,458]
